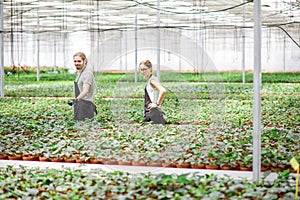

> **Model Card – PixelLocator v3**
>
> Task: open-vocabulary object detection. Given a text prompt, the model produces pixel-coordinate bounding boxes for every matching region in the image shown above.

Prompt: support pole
[63,33,67,68]
[156,0,161,81]
[178,29,181,71]
[125,30,128,72]
[242,0,246,84]
[36,9,40,81]
[253,0,262,181]
[0,0,4,97]
[54,34,57,73]
[242,29,246,84]
[283,36,286,72]
[201,30,204,73]
[119,31,123,71]
[134,14,138,83]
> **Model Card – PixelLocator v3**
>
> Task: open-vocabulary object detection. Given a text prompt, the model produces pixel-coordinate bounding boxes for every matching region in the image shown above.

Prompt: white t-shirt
[75,69,95,102]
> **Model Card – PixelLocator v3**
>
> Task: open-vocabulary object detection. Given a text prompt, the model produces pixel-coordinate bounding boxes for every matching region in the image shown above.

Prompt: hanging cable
[132,0,253,15]
[277,26,300,48]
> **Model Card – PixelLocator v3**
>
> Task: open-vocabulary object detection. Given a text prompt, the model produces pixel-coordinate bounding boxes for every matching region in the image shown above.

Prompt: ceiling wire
[277,26,300,48]
[262,0,300,27]
[3,0,299,35]
[4,4,35,21]
[2,0,300,49]
[132,0,253,15]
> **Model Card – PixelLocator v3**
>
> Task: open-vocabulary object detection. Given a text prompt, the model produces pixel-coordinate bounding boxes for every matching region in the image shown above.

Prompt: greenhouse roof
[3,0,300,35]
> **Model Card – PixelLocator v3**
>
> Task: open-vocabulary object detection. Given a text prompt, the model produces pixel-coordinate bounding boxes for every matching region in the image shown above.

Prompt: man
[72,52,96,120]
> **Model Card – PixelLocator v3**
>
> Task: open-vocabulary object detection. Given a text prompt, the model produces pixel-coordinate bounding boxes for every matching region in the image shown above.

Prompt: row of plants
[0,122,298,171]
[0,92,299,130]
[5,71,300,83]
[0,77,298,167]
[4,77,300,99]
[0,78,299,171]
[5,66,70,74]
[0,72,299,199]
[0,165,298,199]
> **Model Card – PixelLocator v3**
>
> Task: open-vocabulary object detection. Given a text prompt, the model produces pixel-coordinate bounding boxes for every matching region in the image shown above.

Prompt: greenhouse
[0,0,299,199]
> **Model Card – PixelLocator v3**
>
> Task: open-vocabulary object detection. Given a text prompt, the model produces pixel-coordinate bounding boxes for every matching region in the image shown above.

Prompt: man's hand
[67,99,78,106]
[67,100,73,106]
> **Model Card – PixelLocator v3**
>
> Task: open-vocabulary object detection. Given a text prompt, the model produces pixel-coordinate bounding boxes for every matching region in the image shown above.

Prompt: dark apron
[149,107,166,124]
[73,76,97,120]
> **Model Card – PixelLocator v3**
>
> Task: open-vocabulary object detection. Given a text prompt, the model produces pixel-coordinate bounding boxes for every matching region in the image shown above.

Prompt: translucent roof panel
[2,0,300,72]
[3,0,300,36]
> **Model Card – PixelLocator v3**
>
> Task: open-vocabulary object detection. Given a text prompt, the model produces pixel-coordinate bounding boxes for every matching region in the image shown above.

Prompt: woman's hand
[148,103,158,109]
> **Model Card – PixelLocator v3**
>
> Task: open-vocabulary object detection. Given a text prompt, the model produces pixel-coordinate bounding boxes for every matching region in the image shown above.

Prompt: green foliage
[0,78,299,170]
[0,71,299,199]
[4,71,300,84]
[0,166,297,199]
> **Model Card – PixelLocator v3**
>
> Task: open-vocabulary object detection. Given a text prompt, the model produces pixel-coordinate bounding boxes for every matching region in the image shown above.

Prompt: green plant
[219,151,238,169]
[240,154,253,168]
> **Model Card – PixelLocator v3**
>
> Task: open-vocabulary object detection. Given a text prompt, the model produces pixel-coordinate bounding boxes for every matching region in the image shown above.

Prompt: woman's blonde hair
[139,60,152,68]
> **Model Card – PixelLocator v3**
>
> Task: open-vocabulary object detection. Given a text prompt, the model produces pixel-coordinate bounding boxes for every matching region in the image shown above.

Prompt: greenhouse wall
[3,27,300,72]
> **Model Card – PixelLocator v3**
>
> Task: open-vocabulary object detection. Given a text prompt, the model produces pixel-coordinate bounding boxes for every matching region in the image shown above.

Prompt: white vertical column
[283,36,286,72]
[125,30,128,72]
[63,32,67,68]
[36,9,40,81]
[0,0,4,97]
[119,31,123,70]
[201,30,204,73]
[242,0,246,84]
[53,34,57,73]
[96,31,100,72]
[178,30,181,71]
[156,0,160,81]
[253,0,262,181]
[242,29,246,84]
[134,14,138,83]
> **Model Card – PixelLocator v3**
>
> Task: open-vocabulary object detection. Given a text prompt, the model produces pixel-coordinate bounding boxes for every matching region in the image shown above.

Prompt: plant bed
[0,165,298,199]
[0,79,299,174]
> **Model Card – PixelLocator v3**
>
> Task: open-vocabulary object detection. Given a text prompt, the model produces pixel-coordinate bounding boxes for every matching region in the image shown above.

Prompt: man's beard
[76,65,83,70]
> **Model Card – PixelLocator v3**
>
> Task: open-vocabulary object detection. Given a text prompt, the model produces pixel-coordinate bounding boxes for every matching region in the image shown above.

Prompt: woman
[139,60,166,124]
